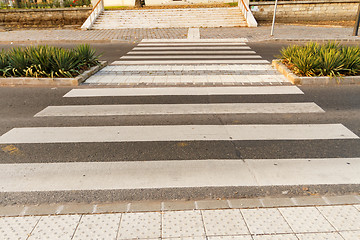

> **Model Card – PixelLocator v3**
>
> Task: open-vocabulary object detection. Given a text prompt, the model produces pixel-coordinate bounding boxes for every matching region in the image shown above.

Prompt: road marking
[127,51,257,54]
[35,103,324,117]
[138,42,247,46]
[140,38,248,42]
[120,55,263,59]
[133,46,251,50]
[0,124,357,144]
[1,158,359,192]
[64,86,304,97]
[187,28,200,40]
[112,60,269,64]
[100,64,274,71]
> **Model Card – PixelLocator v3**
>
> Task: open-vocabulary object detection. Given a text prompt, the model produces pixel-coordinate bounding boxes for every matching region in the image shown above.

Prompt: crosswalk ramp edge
[1,158,360,192]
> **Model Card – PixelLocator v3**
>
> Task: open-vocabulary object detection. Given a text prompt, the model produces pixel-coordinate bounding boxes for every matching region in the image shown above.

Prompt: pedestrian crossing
[0,40,359,200]
[84,40,285,85]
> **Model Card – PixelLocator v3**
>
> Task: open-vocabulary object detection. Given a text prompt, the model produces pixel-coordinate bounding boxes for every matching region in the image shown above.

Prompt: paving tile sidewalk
[0,24,358,43]
[2,199,360,239]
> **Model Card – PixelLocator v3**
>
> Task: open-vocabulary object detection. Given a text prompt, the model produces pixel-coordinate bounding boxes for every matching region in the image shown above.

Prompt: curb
[0,61,107,87]
[272,59,360,85]
[1,184,360,206]
[271,38,360,42]
[1,194,360,217]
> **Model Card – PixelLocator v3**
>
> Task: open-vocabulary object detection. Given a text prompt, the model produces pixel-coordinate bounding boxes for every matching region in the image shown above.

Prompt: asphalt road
[0,85,359,164]
[0,41,359,204]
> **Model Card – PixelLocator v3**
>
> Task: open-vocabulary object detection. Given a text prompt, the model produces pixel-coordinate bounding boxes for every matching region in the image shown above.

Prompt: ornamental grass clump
[280,42,360,78]
[0,44,101,78]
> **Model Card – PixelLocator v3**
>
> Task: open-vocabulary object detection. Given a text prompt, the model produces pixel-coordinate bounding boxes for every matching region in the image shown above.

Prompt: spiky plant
[74,44,101,68]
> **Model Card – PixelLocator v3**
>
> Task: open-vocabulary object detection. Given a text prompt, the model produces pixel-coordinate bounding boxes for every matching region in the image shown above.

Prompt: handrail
[238,0,258,27]
[89,0,103,16]
[240,0,249,12]
[81,0,104,30]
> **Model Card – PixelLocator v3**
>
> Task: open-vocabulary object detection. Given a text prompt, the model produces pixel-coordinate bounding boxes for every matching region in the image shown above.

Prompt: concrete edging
[1,194,360,217]
[0,61,107,87]
[272,59,360,85]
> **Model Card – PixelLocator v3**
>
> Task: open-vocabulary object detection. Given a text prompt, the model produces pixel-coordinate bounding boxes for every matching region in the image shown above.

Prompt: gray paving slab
[0,25,358,43]
[196,200,230,210]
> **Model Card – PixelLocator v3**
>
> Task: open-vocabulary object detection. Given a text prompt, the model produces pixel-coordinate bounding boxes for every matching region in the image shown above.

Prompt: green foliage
[74,44,102,68]
[280,42,360,77]
[0,44,100,78]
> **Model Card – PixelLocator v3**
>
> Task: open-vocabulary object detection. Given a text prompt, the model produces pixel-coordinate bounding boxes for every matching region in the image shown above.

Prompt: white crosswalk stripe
[137,42,248,46]
[34,103,324,117]
[112,60,270,65]
[0,124,357,144]
[132,46,251,50]
[120,55,263,59]
[64,86,304,97]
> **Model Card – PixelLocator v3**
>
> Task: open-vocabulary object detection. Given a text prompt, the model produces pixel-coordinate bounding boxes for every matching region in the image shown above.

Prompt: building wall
[0,8,91,28]
[250,0,358,23]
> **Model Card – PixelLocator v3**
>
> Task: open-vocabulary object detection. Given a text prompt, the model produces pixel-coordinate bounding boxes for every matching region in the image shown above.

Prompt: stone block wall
[0,8,92,28]
[250,0,358,23]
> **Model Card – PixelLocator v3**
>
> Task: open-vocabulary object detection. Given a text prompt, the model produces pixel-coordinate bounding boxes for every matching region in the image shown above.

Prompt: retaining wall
[0,8,92,28]
[250,0,358,23]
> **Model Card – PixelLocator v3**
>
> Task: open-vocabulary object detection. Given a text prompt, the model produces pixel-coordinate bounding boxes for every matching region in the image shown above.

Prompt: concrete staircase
[91,7,247,29]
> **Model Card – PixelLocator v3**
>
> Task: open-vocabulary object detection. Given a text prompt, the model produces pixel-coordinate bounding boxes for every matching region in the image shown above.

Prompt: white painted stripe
[120,55,262,59]
[64,86,304,98]
[35,103,324,117]
[0,124,357,144]
[128,51,257,54]
[112,60,269,64]
[138,42,247,46]
[140,38,248,42]
[1,158,360,192]
[187,28,200,40]
[133,46,251,50]
[101,64,274,71]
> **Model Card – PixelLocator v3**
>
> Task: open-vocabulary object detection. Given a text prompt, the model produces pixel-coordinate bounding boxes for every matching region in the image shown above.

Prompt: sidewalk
[0,24,358,43]
[1,196,360,239]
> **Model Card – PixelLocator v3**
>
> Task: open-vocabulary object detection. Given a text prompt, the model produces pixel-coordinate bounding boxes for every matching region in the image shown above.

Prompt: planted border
[0,44,106,86]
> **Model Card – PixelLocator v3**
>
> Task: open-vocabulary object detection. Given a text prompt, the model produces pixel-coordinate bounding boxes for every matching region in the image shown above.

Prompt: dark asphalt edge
[1,184,360,205]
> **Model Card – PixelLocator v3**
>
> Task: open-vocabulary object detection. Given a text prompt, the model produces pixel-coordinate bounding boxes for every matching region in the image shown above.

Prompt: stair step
[91,7,247,29]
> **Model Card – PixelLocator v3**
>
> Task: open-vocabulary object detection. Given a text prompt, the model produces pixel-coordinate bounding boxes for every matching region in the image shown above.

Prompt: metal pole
[353,2,360,36]
[270,0,279,36]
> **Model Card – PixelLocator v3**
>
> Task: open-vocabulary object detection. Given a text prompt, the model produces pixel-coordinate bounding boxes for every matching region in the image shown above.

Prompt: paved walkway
[0,25,358,43]
[1,196,360,239]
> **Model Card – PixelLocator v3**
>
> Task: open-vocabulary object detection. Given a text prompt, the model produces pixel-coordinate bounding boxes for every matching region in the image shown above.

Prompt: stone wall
[250,0,358,23]
[0,8,92,28]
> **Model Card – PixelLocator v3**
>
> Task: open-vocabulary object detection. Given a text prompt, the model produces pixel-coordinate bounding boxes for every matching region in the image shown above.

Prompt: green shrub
[280,42,360,77]
[0,44,100,78]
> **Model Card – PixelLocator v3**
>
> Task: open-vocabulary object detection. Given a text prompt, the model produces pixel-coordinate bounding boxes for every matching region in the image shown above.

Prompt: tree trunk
[135,0,142,8]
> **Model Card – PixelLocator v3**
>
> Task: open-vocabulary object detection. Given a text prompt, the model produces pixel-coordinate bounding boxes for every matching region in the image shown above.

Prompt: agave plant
[0,50,10,77]
[341,46,360,75]
[290,47,320,77]
[49,48,80,78]
[74,44,101,68]
[316,48,344,77]
[7,47,32,76]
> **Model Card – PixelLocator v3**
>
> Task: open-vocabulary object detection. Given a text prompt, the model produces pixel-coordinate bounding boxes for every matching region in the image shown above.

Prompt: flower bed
[0,44,101,78]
